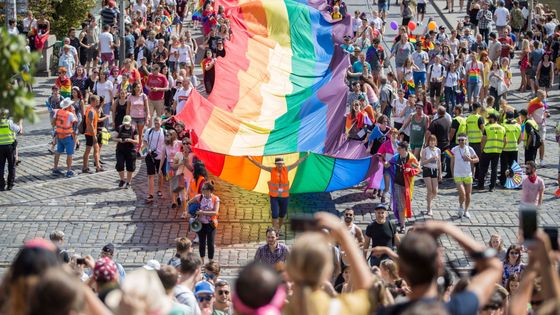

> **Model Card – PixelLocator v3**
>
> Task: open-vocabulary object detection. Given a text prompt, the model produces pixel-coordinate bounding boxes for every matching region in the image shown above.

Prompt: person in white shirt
[427,55,446,107]
[493,0,510,33]
[133,0,148,19]
[7,20,19,35]
[450,134,479,219]
[173,77,193,114]
[143,117,166,203]
[391,90,408,130]
[23,11,37,34]
[98,25,115,67]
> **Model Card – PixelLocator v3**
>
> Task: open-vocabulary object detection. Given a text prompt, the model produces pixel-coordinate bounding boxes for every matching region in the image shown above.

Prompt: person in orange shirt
[52,98,77,177]
[82,95,102,173]
[247,153,310,233]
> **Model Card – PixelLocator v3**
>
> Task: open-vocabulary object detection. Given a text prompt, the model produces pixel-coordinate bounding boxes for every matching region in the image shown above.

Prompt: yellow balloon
[428,21,437,31]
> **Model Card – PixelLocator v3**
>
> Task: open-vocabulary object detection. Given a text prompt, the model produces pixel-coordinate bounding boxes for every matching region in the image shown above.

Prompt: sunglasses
[197,296,213,302]
[204,273,216,279]
[510,251,520,256]
[345,214,353,217]
[218,290,230,295]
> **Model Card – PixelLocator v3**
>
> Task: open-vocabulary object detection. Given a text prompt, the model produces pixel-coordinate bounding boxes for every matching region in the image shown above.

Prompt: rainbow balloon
[177,0,373,193]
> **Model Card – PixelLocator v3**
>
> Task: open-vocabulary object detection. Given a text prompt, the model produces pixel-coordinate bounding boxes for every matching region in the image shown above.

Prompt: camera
[148,150,158,158]
[76,258,86,265]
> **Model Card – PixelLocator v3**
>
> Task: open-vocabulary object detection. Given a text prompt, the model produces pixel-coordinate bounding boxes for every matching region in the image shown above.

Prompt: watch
[470,248,497,260]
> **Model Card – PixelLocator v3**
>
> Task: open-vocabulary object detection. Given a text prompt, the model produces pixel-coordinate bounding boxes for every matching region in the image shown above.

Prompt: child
[46,86,63,154]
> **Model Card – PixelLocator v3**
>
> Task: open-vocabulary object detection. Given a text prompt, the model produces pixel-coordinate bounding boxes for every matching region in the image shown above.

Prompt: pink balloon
[390,21,398,30]
[408,21,417,31]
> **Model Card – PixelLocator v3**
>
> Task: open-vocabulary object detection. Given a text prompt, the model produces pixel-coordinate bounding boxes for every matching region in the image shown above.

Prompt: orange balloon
[428,21,437,31]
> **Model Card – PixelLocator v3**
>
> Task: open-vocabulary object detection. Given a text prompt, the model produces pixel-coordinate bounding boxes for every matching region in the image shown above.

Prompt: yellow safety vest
[502,122,521,152]
[0,119,15,145]
[453,116,467,137]
[466,114,483,143]
[483,123,506,154]
[523,119,539,142]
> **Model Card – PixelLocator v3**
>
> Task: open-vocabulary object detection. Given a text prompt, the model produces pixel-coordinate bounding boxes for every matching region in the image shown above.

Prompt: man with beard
[254,227,290,265]
[343,208,364,247]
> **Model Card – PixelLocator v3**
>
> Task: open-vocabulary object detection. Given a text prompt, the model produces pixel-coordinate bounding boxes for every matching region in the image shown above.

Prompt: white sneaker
[457,207,464,218]
[463,211,471,219]
[539,159,545,168]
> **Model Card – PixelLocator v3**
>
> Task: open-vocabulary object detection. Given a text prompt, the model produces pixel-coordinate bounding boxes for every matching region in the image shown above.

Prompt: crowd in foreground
[0,214,559,315]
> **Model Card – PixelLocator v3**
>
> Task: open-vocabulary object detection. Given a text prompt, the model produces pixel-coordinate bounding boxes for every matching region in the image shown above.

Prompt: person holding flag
[386,141,421,233]
[247,153,310,233]
[527,90,549,167]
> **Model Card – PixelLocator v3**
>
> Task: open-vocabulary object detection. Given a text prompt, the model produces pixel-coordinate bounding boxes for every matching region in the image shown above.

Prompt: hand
[84,255,96,269]
[412,220,449,238]
[315,212,346,236]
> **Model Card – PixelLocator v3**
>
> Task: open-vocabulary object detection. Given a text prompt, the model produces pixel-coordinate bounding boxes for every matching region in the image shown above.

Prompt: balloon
[428,21,437,31]
[408,21,417,31]
[390,21,398,31]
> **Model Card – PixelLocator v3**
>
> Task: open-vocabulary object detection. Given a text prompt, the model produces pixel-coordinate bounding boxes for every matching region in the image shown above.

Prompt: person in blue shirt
[341,35,355,53]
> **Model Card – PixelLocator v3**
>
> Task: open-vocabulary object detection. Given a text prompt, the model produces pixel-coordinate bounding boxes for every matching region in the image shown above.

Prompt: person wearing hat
[499,111,521,186]
[195,281,217,314]
[247,153,310,232]
[0,109,20,191]
[58,45,76,77]
[341,35,355,54]
[478,112,505,192]
[91,256,120,302]
[115,115,139,188]
[100,243,126,282]
[52,98,78,177]
[363,203,400,267]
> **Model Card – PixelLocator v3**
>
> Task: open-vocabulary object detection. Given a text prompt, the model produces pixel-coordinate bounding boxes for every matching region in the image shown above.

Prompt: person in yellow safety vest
[478,112,506,192]
[247,152,310,233]
[465,102,485,179]
[52,98,78,177]
[518,109,541,163]
[0,109,21,191]
[499,112,521,186]
[449,105,467,147]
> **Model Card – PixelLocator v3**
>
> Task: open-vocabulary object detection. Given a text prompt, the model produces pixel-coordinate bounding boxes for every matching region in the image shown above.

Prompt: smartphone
[290,215,320,232]
[519,205,538,244]
[76,258,86,265]
[544,226,559,251]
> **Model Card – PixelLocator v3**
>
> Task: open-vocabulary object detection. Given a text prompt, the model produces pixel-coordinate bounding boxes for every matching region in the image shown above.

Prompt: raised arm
[246,156,273,172]
[287,151,311,171]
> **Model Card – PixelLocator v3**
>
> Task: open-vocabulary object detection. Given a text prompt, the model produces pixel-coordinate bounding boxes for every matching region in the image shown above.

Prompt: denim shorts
[467,81,481,100]
[270,196,289,219]
[378,1,388,11]
[56,136,74,155]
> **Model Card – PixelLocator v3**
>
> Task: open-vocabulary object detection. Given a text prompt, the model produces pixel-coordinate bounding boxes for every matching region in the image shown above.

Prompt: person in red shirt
[498,29,514,59]
[146,63,168,127]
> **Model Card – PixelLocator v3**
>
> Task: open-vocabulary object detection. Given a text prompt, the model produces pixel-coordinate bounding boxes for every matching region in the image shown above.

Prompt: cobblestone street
[1,0,559,279]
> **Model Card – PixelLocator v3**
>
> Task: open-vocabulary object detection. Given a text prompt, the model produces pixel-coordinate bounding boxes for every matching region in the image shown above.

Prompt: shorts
[454,176,473,184]
[149,99,165,116]
[116,150,136,172]
[378,1,388,11]
[85,135,96,147]
[145,155,161,176]
[101,52,114,63]
[410,143,424,150]
[417,3,426,13]
[422,167,438,178]
[467,81,481,100]
[270,196,289,219]
[56,136,75,155]
[131,117,146,126]
[413,71,427,88]
[429,82,442,98]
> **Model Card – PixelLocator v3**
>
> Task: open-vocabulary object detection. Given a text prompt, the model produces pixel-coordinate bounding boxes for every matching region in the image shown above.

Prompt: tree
[0,29,40,123]
[28,0,96,39]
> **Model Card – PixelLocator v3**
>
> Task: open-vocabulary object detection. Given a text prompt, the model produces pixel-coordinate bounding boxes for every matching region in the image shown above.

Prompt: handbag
[171,174,185,193]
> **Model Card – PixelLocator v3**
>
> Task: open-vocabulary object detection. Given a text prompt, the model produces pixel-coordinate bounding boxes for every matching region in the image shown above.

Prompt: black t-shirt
[365,220,396,248]
[394,154,409,186]
[377,291,479,315]
[450,118,460,145]
[116,125,137,152]
[429,115,451,149]
[215,48,226,58]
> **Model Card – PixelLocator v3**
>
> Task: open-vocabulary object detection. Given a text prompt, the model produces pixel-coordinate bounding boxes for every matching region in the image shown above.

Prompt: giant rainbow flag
[177,0,374,193]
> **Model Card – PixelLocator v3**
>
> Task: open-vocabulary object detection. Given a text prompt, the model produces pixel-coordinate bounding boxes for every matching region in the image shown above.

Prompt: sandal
[180,212,188,219]
[145,195,154,203]
[82,168,90,174]
[157,191,163,197]
[171,203,178,209]
[96,167,104,173]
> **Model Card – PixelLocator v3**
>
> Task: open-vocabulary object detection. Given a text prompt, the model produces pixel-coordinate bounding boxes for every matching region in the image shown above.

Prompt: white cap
[143,259,161,271]
[60,98,74,109]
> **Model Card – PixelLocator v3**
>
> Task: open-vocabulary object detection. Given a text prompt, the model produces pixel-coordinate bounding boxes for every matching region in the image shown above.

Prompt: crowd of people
[1,0,560,314]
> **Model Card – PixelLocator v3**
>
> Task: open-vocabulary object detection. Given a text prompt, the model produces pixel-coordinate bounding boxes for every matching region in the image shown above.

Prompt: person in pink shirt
[146,64,168,127]
[520,161,545,206]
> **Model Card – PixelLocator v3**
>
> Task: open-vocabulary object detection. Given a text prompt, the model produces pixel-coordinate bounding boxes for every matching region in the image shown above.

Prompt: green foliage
[0,29,40,123]
[28,0,96,38]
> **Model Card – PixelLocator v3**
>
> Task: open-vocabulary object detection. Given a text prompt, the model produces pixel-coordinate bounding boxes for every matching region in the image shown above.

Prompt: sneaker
[125,182,131,189]
[6,185,13,191]
[539,159,545,168]
[52,169,63,176]
[457,207,464,218]
[118,180,125,188]
[463,211,471,219]
[66,170,75,177]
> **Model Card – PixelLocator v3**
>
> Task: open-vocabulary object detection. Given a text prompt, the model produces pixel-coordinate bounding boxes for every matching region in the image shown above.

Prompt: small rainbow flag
[443,149,454,158]
[527,97,544,116]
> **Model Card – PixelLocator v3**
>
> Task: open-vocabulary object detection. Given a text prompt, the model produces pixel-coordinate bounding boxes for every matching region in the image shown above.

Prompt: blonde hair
[285,233,333,315]
[488,234,504,252]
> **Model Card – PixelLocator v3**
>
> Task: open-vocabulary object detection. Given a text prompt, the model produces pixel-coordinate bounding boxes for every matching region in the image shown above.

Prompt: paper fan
[505,161,523,189]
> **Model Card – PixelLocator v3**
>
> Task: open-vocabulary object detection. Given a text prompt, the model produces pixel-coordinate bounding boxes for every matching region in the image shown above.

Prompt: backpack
[528,124,542,149]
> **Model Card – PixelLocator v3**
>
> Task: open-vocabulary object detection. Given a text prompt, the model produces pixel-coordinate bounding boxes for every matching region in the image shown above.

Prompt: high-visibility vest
[0,119,15,145]
[466,114,483,143]
[188,176,205,200]
[268,166,289,198]
[453,116,467,136]
[55,109,74,139]
[483,123,506,154]
[502,122,521,152]
[523,119,539,142]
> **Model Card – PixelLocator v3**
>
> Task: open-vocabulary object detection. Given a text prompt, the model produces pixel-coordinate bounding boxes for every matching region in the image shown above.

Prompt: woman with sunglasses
[502,245,526,286]
[450,133,479,219]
